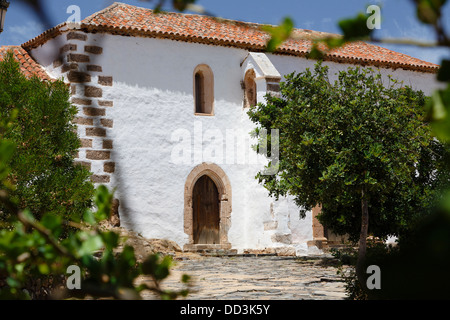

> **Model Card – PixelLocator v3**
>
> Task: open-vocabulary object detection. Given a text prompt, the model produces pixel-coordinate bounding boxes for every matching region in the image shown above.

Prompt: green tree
[303,2,450,299]
[248,61,445,285]
[0,51,94,223]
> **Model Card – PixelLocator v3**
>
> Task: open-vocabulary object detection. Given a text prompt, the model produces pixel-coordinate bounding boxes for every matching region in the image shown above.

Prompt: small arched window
[244,69,257,108]
[194,64,214,115]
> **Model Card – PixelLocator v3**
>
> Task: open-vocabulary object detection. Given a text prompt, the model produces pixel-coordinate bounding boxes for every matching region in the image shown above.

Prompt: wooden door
[193,175,220,244]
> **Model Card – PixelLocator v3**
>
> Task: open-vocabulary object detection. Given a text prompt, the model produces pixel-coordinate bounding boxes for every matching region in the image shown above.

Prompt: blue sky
[1,0,449,65]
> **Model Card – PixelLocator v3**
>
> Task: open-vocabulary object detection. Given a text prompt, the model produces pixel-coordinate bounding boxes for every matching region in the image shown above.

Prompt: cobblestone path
[140,255,350,300]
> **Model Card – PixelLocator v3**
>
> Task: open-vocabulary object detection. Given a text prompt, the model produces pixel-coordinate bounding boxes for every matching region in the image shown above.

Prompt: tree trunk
[356,186,369,289]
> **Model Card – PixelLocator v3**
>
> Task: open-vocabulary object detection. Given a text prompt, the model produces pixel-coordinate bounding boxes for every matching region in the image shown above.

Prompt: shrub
[0,50,94,224]
[0,186,192,300]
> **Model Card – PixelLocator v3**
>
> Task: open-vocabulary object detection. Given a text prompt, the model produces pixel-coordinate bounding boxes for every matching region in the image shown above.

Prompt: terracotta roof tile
[0,46,52,81]
[22,2,439,73]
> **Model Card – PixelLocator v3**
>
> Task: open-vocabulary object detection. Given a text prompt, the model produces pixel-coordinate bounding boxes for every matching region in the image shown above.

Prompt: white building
[4,2,441,255]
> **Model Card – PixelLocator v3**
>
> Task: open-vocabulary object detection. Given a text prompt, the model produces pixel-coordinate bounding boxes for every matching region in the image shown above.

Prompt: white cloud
[5,21,45,45]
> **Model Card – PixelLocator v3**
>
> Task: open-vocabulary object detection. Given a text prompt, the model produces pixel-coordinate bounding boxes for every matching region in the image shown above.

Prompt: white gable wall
[96,34,313,253]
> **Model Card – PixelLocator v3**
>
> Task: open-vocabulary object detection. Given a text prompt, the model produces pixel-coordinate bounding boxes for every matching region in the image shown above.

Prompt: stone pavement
[140,254,350,300]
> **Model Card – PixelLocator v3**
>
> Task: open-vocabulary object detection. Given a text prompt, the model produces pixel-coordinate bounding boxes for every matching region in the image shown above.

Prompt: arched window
[244,69,257,108]
[194,64,214,115]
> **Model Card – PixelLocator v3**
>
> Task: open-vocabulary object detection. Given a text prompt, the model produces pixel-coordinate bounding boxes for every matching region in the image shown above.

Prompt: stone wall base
[183,243,232,252]
[307,238,328,250]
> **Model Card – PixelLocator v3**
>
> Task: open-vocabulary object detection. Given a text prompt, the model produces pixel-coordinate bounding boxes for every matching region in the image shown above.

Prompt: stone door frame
[183,162,232,251]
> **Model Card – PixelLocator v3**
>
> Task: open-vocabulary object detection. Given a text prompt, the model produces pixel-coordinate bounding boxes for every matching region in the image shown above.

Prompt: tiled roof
[22,2,439,73]
[0,46,52,81]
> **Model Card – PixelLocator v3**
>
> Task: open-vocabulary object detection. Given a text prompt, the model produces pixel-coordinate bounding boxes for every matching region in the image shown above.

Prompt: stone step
[196,249,238,256]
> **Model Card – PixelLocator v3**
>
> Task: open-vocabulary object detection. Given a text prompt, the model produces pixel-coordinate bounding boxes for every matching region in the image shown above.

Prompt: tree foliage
[290,0,450,300]
[248,62,445,242]
[308,1,450,299]
[249,61,450,298]
[0,185,192,300]
[0,51,94,223]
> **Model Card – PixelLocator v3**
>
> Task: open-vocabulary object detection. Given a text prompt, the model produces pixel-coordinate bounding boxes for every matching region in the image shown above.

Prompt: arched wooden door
[192,175,220,244]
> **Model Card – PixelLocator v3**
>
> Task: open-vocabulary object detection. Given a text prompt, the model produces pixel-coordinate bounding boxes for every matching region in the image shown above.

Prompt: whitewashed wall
[31,32,441,255]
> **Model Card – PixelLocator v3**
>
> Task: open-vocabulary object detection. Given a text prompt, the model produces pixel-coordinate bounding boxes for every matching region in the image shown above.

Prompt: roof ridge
[107,1,272,28]
[96,0,323,35]
[109,2,345,43]
[82,2,124,24]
